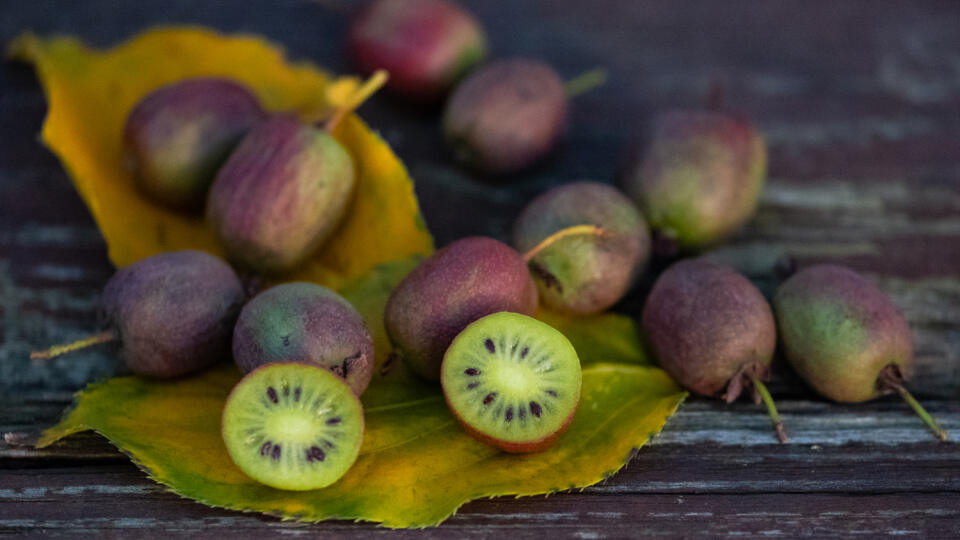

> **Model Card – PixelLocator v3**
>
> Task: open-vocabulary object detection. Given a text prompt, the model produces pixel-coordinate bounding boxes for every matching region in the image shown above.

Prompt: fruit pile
[32,0,947,493]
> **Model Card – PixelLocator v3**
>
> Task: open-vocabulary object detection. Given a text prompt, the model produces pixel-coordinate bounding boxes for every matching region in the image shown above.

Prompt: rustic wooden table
[2,1,959,537]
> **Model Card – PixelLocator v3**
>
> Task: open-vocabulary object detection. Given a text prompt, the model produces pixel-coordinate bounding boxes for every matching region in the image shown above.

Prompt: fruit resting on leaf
[622,110,767,251]
[31,250,245,378]
[124,77,264,211]
[642,258,786,442]
[774,264,947,441]
[441,312,582,453]
[348,0,486,101]
[207,115,355,274]
[513,181,651,314]
[232,282,375,396]
[384,237,538,381]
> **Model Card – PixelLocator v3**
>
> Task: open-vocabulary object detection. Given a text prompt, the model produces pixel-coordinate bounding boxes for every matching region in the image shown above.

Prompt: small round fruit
[348,0,487,101]
[207,115,355,274]
[622,110,767,250]
[222,362,364,491]
[642,258,776,398]
[444,59,567,174]
[774,264,913,403]
[513,181,651,314]
[31,251,245,377]
[233,282,374,395]
[384,237,538,381]
[124,77,264,211]
[441,312,581,453]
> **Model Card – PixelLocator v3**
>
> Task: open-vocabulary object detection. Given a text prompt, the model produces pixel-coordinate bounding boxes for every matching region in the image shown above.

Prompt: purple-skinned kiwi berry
[384,237,539,381]
[207,72,388,274]
[642,258,786,443]
[222,362,364,490]
[124,77,264,211]
[512,181,651,314]
[774,264,947,441]
[621,110,767,252]
[348,0,486,102]
[443,59,606,175]
[441,312,581,453]
[232,282,374,396]
[31,250,245,378]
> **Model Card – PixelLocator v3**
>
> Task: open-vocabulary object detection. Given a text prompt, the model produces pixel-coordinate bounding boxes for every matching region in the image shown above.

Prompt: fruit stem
[30,330,116,361]
[892,384,948,441]
[522,224,611,262]
[564,68,607,98]
[324,69,389,132]
[750,376,788,444]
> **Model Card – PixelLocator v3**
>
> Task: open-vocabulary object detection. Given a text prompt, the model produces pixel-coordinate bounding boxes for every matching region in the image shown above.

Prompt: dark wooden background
[2,0,959,537]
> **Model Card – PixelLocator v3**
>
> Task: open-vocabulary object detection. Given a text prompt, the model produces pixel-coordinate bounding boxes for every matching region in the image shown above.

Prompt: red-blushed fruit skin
[100,250,246,378]
[232,283,374,396]
[641,258,776,397]
[348,0,486,102]
[444,59,567,174]
[512,181,651,314]
[621,110,767,249]
[442,381,578,453]
[206,115,355,274]
[384,237,539,381]
[774,264,913,403]
[220,361,365,484]
[124,77,264,211]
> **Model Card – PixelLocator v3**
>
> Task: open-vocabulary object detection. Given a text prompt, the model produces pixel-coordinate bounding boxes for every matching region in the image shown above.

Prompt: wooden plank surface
[1,0,959,537]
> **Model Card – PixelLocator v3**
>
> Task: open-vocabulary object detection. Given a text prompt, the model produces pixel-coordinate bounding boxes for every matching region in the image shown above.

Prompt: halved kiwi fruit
[441,312,582,453]
[222,362,364,490]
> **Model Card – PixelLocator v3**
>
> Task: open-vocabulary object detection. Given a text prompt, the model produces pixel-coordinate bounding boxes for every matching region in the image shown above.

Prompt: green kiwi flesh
[222,363,364,491]
[441,312,581,453]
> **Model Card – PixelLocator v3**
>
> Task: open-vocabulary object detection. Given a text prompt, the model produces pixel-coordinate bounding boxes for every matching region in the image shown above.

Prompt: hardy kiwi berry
[642,258,786,442]
[384,237,538,381]
[124,77,264,211]
[232,282,374,396]
[206,114,356,274]
[441,312,581,453]
[774,264,947,441]
[443,59,568,174]
[31,250,245,378]
[222,362,364,490]
[348,0,487,101]
[512,181,651,314]
[622,110,767,252]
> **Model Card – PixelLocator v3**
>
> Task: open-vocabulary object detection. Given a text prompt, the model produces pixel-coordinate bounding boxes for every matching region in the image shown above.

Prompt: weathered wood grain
[1,0,959,535]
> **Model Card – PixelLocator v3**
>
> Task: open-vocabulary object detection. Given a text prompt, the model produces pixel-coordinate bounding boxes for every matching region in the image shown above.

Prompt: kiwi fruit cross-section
[441,312,582,453]
[222,363,364,491]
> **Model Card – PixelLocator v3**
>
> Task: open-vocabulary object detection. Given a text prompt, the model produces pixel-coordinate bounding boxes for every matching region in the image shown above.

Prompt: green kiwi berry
[222,362,365,490]
[441,312,581,453]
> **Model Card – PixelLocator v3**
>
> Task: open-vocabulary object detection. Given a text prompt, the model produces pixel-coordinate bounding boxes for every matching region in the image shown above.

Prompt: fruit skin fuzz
[444,59,568,175]
[622,110,767,251]
[384,237,538,381]
[207,115,355,274]
[124,77,264,211]
[513,181,651,314]
[348,0,487,102]
[775,264,948,441]
[101,250,246,377]
[643,258,786,442]
[232,283,375,396]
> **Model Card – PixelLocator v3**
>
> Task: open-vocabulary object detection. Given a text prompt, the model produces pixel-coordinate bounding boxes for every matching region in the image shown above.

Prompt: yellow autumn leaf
[8,27,433,289]
[39,258,686,528]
